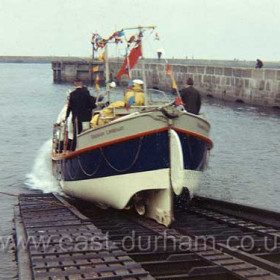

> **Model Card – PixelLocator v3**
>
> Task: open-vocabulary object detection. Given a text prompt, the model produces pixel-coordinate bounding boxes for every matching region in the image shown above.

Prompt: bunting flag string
[91,30,125,51]
[91,29,143,52]
[127,35,136,45]
[91,29,144,81]
[166,64,182,105]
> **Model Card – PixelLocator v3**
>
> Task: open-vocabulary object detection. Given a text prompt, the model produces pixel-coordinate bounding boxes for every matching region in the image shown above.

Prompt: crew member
[180,77,201,115]
[123,79,145,106]
[65,79,95,150]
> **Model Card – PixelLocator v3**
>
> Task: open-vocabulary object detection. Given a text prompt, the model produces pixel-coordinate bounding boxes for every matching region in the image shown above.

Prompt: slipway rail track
[15,193,280,279]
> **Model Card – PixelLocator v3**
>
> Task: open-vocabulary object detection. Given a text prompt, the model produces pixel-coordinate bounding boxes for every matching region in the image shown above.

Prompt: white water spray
[25,139,62,194]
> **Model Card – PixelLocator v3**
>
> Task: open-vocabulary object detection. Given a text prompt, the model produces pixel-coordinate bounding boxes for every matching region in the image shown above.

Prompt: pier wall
[109,61,280,108]
[52,60,105,84]
[52,59,280,108]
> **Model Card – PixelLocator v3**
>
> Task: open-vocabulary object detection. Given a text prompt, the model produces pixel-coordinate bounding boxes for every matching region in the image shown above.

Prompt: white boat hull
[52,108,212,226]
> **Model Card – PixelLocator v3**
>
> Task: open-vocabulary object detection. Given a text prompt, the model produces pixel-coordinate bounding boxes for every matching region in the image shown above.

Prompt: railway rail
[15,193,280,280]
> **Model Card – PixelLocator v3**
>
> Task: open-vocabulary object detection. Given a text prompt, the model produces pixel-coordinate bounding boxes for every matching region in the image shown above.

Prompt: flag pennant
[116,43,142,79]
[95,74,100,91]
[171,76,178,90]
[166,64,172,76]
[92,66,99,72]
[118,30,125,37]
[166,64,178,90]
[174,95,182,106]
[98,51,105,62]
[127,35,136,46]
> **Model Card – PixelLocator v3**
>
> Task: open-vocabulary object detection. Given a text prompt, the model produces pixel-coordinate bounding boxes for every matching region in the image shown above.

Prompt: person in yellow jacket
[90,100,125,127]
[90,79,145,127]
[123,79,145,106]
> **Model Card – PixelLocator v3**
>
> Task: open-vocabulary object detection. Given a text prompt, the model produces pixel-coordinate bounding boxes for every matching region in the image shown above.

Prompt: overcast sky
[0,0,279,61]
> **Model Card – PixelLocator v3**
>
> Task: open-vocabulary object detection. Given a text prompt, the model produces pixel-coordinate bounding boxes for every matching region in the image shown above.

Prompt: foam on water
[25,139,62,194]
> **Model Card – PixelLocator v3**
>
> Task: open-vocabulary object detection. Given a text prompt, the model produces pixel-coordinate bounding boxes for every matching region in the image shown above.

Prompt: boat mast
[139,27,148,106]
[105,43,110,103]
[123,26,156,106]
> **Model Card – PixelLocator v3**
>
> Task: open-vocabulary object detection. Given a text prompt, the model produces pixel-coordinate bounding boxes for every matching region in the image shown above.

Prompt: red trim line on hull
[52,127,212,161]
[52,127,168,160]
[173,127,213,149]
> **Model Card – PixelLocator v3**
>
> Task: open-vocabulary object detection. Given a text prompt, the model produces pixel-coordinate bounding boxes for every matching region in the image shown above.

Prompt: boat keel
[144,187,173,227]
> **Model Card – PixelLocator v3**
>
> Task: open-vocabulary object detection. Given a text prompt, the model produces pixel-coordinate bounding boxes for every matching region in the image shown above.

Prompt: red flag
[166,64,172,76]
[116,43,142,79]
[174,95,182,106]
[166,64,178,91]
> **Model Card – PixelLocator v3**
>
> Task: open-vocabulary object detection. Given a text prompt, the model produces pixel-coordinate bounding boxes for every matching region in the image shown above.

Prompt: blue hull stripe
[53,131,207,182]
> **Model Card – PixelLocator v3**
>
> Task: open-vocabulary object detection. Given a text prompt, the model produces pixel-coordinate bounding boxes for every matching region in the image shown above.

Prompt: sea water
[0,63,280,279]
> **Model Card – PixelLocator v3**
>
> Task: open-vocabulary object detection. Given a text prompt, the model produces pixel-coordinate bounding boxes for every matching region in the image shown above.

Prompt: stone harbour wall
[109,61,280,108]
[53,59,280,108]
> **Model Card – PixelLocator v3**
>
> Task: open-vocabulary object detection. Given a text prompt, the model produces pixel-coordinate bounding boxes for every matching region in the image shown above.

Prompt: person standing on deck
[65,79,95,150]
[123,79,145,107]
[180,77,201,115]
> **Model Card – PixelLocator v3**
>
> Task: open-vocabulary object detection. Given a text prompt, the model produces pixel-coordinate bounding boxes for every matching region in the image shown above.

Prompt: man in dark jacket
[180,77,201,115]
[66,79,95,150]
